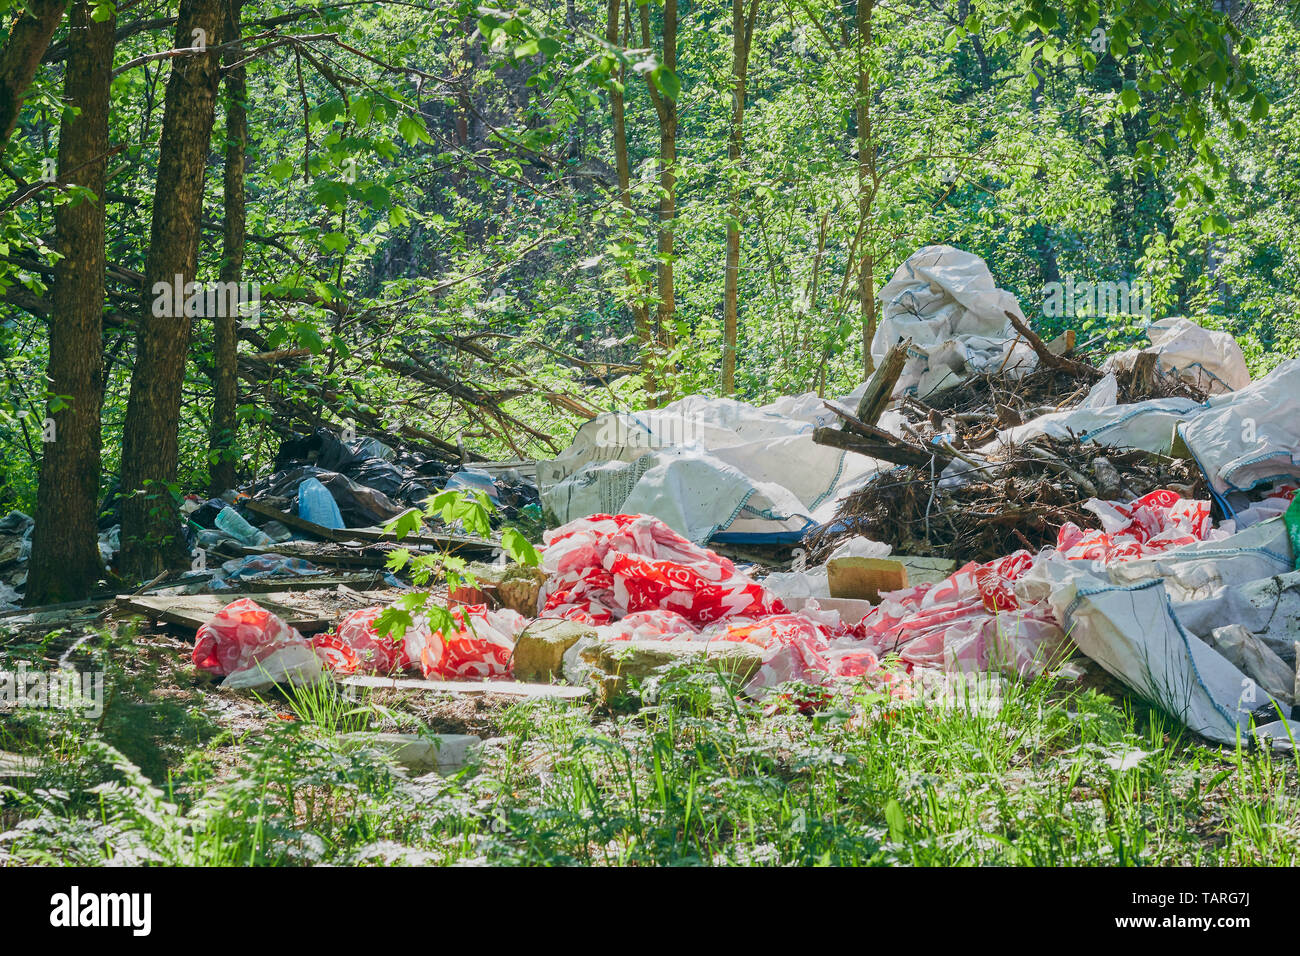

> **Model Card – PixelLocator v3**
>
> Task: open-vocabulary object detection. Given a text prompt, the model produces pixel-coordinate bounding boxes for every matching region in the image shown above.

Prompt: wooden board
[340,674,591,700]
[827,557,908,602]
[116,590,393,633]
[243,498,497,554]
[894,554,958,585]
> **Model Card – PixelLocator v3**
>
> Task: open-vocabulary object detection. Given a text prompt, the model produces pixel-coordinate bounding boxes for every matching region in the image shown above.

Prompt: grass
[3,625,1300,866]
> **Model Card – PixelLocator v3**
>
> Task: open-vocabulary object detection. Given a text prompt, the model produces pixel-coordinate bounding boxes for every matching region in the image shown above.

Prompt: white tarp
[537,389,886,544]
[1104,516,1294,601]
[983,396,1204,456]
[872,245,1037,398]
[1103,317,1251,395]
[1015,517,1298,744]
[541,244,1044,543]
[1048,571,1289,743]
[1173,570,1300,667]
[1176,357,1300,502]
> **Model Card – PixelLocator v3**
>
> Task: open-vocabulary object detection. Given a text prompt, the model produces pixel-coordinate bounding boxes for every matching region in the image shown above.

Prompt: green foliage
[1,0,1298,513]
[377,488,538,641]
[7,652,1300,866]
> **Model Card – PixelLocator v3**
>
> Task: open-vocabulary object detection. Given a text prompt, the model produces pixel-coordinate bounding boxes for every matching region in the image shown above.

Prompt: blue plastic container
[298,477,345,529]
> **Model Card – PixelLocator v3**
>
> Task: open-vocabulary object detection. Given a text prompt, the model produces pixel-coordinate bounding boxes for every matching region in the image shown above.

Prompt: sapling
[375,488,540,643]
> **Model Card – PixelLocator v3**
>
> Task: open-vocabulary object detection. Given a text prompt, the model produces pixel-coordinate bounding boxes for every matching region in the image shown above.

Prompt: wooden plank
[339,674,591,700]
[242,497,347,542]
[116,590,393,633]
[218,546,392,567]
[827,557,908,601]
[243,498,498,554]
[856,337,910,426]
[222,573,394,593]
[813,425,949,469]
[0,751,38,779]
[894,554,958,585]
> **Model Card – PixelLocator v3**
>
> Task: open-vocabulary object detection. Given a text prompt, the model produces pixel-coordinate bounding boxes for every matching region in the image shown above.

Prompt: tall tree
[118,0,225,578]
[639,0,677,403]
[721,0,760,395]
[0,0,70,147]
[605,0,654,394]
[855,0,877,378]
[208,0,246,495]
[25,0,114,605]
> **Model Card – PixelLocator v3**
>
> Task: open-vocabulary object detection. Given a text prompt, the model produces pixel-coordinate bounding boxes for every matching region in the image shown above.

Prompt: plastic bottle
[445,467,501,504]
[195,528,233,550]
[298,477,345,529]
[214,505,274,546]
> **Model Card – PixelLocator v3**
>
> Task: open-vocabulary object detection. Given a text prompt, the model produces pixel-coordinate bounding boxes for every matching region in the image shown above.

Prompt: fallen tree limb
[812,425,952,469]
[238,354,465,461]
[856,337,910,425]
[1003,309,1101,380]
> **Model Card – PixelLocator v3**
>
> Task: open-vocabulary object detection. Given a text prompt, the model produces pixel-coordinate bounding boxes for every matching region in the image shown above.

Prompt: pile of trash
[0,511,118,610]
[3,423,541,609]
[807,434,1206,564]
[188,512,901,698]
[0,511,31,610]
[193,596,527,690]
[217,426,539,533]
[525,246,1300,745]
[94,242,1300,750]
[169,428,540,589]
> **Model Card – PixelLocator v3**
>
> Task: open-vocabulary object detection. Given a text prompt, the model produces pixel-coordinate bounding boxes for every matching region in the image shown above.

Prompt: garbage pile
[174,427,540,588]
[188,512,903,700]
[151,244,1300,749]
[523,246,1300,745]
[229,426,540,532]
[0,511,31,610]
[0,511,118,610]
[807,433,1206,565]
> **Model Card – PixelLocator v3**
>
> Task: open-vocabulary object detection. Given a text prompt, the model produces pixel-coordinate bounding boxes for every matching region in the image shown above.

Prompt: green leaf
[319,231,349,253]
[398,115,430,146]
[884,798,906,843]
[294,322,324,353]
[502,527,541,566]
[351,97,372,127]
[651,67,681,102]
[268,159,294,182]
[383,509,425,541]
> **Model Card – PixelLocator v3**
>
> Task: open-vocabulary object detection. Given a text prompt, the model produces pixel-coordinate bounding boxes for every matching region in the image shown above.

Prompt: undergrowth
[3,636,1299,866]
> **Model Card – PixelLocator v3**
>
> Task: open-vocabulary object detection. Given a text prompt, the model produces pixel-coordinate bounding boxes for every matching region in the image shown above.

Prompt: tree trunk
[722,0,760,396]
[209,0,246,496]
[118,0,225,579]
[0,0,69,146]
[656,0,677,378]
[856,0,876,378]
[25,0,114,605]
[640,0,677,404]
[607,0,654,396]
